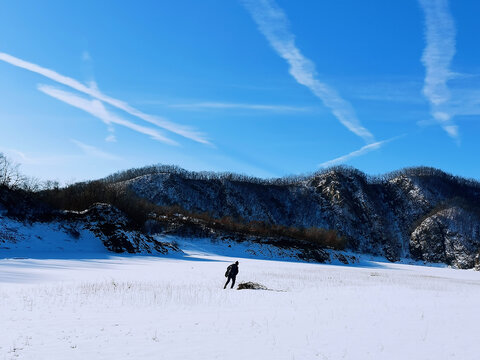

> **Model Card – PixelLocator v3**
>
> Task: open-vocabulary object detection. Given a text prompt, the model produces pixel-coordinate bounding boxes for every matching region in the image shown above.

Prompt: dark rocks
[336,254,349,264]
[475,253,480,271]
[298,248,330,263]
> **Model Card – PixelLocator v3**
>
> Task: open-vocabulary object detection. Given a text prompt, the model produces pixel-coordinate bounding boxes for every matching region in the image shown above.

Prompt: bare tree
[0,153,25,189]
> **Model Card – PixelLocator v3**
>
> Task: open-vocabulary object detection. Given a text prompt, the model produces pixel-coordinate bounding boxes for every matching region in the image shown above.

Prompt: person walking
[224,261,239,289]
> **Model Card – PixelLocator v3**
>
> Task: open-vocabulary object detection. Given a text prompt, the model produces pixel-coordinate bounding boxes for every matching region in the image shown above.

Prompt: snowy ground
[1,241,480,360]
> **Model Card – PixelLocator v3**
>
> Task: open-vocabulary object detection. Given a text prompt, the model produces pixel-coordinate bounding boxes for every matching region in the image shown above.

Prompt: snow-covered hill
[2,165,480,269]
[115,166,480,268]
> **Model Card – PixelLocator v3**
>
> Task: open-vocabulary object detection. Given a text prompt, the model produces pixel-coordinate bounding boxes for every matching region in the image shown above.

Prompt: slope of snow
[1,244,479,360]
[160,236,357,265]
[0,217,108,258]
[0,213,179,259]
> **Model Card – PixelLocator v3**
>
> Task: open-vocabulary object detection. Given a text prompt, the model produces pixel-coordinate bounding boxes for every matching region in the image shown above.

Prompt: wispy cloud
[105,124,117,143]
[346,79,426,104]
[0,147,78,166]
[419,0,458,140]
[38,84,179,146]
[71,139,121,160]
[319,137,400,168]
[242,0,375,143]
[105,134,117,143]
[169,101,311,112]
[0,52,210,145]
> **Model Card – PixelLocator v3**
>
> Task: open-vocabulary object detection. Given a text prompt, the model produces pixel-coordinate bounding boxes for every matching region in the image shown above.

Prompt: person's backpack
[225,264,233,277]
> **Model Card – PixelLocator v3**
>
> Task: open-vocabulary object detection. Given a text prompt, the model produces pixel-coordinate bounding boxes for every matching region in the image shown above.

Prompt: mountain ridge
[110,165,480,268]
[2,164,480,269]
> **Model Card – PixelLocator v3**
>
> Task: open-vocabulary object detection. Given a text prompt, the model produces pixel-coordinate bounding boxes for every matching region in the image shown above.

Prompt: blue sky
[1,0,480,183]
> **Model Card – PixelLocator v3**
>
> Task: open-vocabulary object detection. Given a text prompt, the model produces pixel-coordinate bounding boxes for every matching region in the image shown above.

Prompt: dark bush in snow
[237,282,268,290]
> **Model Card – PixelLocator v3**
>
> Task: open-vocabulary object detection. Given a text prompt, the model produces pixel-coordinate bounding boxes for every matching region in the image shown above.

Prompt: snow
[0,214,177,258]
[0,217,108,258]
[1,240,480,360]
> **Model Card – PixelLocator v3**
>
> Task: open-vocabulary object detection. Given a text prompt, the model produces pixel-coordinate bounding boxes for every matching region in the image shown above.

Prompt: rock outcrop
[76,203,180,254]
[411,206,480,268]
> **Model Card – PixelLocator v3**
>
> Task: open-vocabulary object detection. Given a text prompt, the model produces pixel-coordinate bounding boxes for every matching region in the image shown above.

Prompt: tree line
[1,153,345,249]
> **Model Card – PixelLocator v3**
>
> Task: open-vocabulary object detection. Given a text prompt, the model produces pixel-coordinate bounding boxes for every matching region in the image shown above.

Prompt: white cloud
[242,0,375,143]
[105,134,117,143]
[0,147,78,166]
[38,84,179,146]
[169,101,310,112]
[105,125,117,142]
[419,0,458,140]
[71,139,121,161]
[443,125,458,139]
[319,137,399,168]
[0,52,210,145]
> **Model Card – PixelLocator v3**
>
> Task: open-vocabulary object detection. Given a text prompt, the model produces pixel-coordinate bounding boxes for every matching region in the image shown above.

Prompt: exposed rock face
[411,206,480,269]
[77,203,180,254]
[117,166,480,267]
[475,254,480,271]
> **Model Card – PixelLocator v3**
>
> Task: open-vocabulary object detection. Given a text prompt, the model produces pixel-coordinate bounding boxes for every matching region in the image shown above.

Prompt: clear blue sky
[1,0,479,183]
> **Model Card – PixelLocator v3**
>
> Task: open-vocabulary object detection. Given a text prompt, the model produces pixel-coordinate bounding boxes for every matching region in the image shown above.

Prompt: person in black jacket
[223,261,239,289]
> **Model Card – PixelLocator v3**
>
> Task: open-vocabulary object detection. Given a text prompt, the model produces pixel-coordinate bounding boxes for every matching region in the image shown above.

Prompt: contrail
[242,0,375,143]
[0,52,210,145]
[419,0,458,140]
[319,135,405,168]
[38,84,179,146]
[71,139,122,161]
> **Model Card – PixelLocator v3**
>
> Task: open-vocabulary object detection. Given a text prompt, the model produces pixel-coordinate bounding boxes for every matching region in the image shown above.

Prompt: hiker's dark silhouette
[224,261,239,289]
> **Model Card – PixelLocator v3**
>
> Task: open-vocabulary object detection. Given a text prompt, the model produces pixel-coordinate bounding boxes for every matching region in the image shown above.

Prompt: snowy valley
[1,243,479,360]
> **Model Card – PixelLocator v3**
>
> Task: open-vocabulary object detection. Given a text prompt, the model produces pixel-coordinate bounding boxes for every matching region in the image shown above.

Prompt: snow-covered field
[1,242,480,360]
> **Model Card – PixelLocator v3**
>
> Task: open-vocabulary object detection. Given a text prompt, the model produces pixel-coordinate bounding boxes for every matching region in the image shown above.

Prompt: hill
[1,163,480,268]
